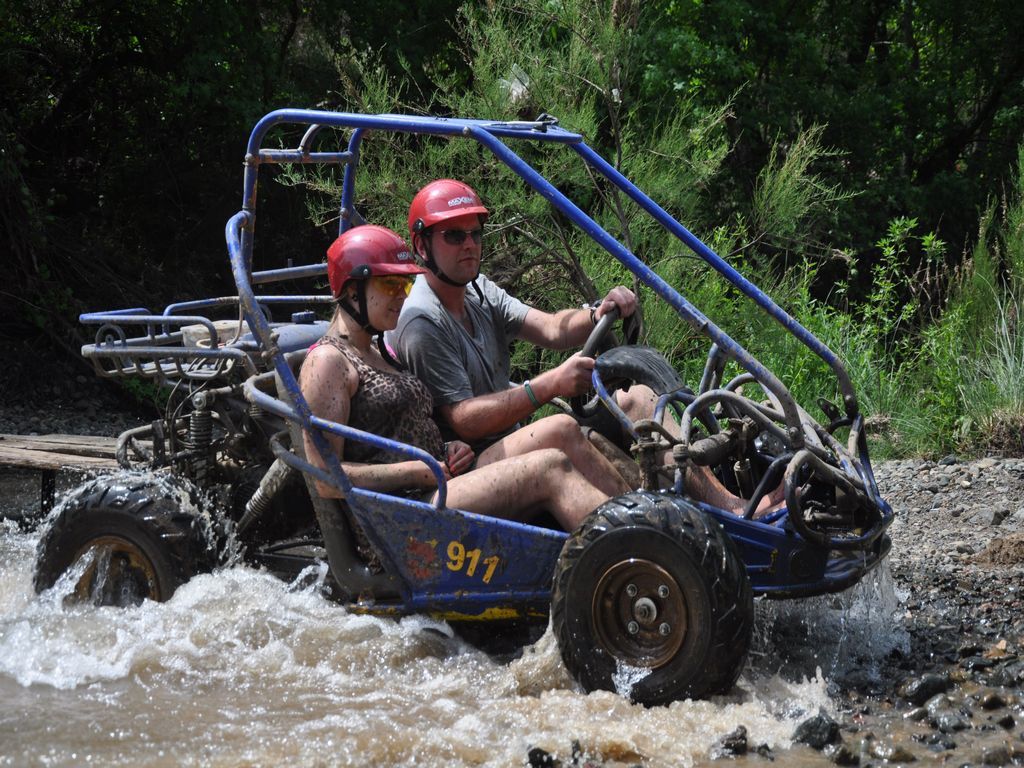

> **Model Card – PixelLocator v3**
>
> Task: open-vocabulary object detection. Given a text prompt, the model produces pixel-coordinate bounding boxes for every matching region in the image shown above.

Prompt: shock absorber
[237,458,294,536]
[189,392,214,485]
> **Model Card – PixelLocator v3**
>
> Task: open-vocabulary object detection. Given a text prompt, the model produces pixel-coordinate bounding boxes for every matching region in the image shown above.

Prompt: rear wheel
[551,491,752,705]
[34,475,219,606]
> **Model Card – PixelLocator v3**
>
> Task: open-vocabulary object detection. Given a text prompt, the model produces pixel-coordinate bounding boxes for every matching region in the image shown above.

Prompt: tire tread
[551,491,753,704]
[33,475,218,600]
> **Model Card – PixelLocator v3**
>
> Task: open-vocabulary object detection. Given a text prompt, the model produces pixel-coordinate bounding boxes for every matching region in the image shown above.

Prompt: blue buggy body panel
[82,108,893,619]
[346,492,566,617]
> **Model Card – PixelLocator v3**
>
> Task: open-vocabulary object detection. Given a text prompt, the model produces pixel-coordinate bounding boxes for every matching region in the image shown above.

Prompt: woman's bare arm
[299,346,440,497]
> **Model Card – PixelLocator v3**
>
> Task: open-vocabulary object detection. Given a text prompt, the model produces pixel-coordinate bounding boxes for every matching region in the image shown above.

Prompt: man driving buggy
[388,179,784,515]
[386,180,657,456]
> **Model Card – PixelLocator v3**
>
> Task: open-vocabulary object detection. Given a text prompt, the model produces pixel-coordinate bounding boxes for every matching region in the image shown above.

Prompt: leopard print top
[314,334,445,464]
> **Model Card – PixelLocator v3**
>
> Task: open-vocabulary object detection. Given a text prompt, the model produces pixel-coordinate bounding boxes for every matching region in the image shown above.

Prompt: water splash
[508,621,575,697]
[0,471,889,766]
[1,540,147,689]
[749,557,909,688]
[287,560,330,595]
[612,660,653,699]
[39,545,98,609]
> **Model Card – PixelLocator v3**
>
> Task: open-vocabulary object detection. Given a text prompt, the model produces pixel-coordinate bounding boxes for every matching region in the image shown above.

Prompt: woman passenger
[298,225,630,531]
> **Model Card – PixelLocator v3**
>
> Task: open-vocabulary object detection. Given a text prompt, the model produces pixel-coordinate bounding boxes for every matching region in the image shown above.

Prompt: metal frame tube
[224,108,884,534]
[573,142,859,419]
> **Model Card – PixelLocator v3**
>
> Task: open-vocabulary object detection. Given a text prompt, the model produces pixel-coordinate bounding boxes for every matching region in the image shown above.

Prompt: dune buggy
[33,110,892,706]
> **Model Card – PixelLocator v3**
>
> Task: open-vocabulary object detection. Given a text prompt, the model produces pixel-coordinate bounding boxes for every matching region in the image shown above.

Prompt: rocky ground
[1,385,1023,766]
[0,366,152,437]
[754,458,1024,767]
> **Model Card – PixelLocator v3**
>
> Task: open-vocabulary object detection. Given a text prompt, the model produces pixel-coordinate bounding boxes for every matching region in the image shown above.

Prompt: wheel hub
[72,536,160,606]
[591,558,686,668]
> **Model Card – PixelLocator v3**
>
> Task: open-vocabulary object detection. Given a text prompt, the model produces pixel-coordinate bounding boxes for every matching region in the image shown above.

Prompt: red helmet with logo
[326,225,425,298]
[407,179,490,241]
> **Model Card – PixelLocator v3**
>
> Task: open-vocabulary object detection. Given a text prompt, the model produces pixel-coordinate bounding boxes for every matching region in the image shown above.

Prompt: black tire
[551,491,753,705]
[33,474,219,606]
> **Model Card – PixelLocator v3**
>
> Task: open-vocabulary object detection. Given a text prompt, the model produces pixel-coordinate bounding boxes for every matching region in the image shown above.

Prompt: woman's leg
[476,414,632,497]
[435,448,608,530]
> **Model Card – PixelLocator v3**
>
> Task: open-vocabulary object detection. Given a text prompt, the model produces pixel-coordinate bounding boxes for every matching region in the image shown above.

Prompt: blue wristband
[523,380,541,408]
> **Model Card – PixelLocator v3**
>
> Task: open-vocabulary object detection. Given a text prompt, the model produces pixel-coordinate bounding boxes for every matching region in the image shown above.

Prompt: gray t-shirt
[387,274,530,442]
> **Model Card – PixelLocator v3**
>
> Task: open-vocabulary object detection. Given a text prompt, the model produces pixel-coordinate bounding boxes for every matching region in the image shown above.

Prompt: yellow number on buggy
[446,541,500,584]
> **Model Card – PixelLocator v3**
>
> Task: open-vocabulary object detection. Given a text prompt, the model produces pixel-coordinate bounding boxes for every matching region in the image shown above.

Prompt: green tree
[638,0,1024,279]
[295,0,855,399]
[0,0,463,357]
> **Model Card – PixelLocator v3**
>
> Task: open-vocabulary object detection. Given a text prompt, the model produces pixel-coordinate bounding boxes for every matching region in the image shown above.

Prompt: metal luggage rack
[81,293,335,385]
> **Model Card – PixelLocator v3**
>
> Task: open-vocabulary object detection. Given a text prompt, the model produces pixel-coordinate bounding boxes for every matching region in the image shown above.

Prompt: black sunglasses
[437,228,483,246]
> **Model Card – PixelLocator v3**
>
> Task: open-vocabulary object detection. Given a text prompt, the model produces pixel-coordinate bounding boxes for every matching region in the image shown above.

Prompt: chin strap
[337,282,384,335]
[337,287,416,366]
[470,278,488,308]
[417,233,489,308]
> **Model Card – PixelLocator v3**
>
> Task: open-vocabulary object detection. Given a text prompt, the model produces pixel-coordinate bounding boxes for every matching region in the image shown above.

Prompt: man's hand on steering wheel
[592,286,642,348]
[593,285,637,321]
[550,353,597,398]
[570,286,643,416]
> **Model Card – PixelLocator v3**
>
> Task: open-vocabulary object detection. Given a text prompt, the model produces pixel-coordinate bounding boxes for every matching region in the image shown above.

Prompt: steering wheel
[571,308,620,416]
[581,307,620,359]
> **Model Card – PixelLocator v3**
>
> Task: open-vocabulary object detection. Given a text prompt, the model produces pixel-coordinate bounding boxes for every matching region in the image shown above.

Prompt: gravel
[797,457,1024,767]
[0,375,153,437]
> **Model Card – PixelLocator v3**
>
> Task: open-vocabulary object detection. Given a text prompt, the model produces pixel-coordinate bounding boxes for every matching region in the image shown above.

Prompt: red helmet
[407,179,489,241]
[326,225,425,298]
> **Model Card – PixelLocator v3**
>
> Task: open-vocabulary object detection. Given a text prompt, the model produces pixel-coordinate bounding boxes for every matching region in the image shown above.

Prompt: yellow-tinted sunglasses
[371,275,415,297]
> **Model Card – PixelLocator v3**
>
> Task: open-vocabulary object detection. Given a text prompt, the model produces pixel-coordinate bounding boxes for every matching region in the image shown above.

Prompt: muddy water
[0,483,907,768]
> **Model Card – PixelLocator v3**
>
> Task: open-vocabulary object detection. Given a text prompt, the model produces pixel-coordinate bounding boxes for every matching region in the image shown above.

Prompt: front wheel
[34,474,219,606]
[551,491,752,705]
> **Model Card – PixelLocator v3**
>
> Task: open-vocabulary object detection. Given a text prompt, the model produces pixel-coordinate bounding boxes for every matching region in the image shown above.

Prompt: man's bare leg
[478,414,632,497]
[615,384,681,440]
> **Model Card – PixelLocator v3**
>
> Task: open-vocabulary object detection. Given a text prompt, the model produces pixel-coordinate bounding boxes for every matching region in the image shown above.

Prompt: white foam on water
[0,543,840,767]
[0,520,37,616]
[491,622,834,768]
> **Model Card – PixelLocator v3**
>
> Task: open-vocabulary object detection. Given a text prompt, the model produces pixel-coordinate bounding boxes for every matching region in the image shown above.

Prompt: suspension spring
[189,408,213,448]
[189,407,213,485]
[238,486,271,536]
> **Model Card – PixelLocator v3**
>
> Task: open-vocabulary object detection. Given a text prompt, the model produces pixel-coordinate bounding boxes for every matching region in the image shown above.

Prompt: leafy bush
[286,0,1024,459]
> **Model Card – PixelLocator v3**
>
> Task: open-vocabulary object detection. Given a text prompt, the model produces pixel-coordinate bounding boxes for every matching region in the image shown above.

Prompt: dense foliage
[639,0,1024,263]
[0,0,462,352]
[3,0,1023,456]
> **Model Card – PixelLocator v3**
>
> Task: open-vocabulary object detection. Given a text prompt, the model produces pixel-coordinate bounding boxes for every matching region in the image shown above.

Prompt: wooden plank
[0,434,120,460]
[0,444,119,472]
[1,434,119,448]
